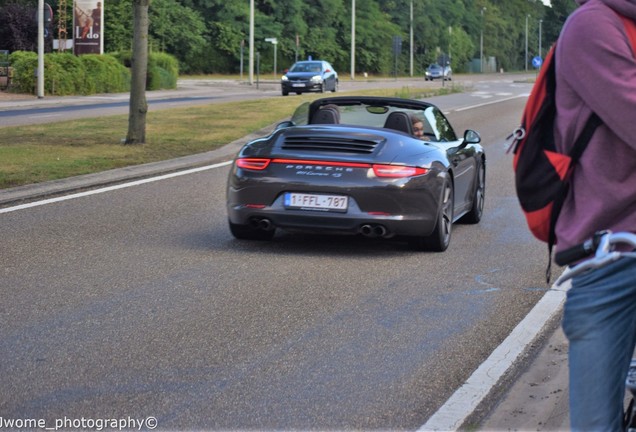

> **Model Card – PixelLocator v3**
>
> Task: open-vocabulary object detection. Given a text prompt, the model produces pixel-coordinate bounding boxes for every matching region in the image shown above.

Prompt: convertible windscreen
[291,101,456,142]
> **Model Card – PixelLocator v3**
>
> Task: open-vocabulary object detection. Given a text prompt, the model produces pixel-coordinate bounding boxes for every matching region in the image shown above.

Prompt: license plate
[284,193,348,212]
[292,83,305,87]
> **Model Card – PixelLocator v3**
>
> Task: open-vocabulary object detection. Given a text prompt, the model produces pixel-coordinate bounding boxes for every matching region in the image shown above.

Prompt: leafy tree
[149,0,207,64]
[104,0,132,52]
[544,0,577,46]
[0,2,38,52]
[103,0,206,73]
[353,0,402,75]
[297,0,347,67]
[1,0,578,76]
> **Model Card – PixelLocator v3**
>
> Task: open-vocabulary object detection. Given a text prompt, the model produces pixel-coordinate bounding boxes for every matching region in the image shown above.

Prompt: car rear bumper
[227,173,444,237]
[227,201,438,237]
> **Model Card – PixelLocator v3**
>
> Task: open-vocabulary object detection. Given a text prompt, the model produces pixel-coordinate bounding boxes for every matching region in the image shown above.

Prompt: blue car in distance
[281,60,339,96]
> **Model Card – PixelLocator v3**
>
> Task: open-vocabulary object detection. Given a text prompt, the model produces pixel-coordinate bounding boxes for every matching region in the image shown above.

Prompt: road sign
[34,2,53,24]
[532,55,543,69]
[392,36,402,55]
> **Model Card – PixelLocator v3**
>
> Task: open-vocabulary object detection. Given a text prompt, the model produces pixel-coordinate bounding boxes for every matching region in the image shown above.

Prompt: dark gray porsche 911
[226,96,485,251]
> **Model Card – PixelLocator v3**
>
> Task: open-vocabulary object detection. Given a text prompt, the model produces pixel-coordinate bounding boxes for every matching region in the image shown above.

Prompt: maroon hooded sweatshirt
[554,0,636,252]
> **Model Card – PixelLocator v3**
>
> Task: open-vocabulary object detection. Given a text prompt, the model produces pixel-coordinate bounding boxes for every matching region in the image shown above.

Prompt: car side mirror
[463,129,481,144]
[450,130,481,154]
[325,69,331,73]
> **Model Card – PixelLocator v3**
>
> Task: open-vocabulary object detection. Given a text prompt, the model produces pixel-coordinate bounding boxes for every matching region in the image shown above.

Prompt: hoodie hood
[576,0,636,19]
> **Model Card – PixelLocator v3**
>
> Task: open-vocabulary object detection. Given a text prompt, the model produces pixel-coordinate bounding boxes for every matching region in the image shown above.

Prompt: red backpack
[510,13,636,280]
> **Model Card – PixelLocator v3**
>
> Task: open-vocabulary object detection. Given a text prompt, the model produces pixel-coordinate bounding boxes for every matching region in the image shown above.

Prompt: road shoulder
[477,316,570,431]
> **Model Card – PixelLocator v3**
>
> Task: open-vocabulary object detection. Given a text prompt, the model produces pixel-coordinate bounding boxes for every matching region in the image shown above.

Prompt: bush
[147,52,178,90]
[46,53,86,95]
[112,51,178,90]
[9,50,37,94]
[7,50,174,95]
[79,54,130,93]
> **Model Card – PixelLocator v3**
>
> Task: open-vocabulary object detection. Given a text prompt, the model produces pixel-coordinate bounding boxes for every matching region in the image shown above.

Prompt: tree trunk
[124,0,149,145]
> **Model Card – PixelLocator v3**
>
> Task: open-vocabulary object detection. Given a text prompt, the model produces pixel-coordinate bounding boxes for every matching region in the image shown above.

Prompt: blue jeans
[563,257,636,431]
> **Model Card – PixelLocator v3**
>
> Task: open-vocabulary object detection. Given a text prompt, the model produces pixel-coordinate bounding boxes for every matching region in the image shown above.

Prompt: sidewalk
[478,320,570,431]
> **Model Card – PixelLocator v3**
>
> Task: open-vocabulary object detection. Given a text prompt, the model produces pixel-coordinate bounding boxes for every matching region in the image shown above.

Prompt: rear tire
[409,179,454,252]
[229,220,276,241]
[460,162,485,224]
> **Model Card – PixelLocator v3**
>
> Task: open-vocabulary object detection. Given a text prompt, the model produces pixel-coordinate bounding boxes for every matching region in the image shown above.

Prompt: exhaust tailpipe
[259,218,273,231]
[373,225,387,237]
[249,217,274,231]
[361,224,374,237]
[360,224,388,238]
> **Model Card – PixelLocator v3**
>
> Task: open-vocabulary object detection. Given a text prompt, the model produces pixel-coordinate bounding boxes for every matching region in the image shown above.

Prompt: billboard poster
[73,0,103,55]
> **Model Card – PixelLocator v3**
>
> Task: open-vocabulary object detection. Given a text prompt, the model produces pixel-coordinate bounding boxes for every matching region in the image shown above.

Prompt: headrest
[383,111,413,135]
[311,106,340,124]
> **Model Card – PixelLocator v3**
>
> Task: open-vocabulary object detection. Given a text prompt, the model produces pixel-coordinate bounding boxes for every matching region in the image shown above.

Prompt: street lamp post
[480,7,486,73]
[351,0,355,80]
[448,26,452,67]
[249,0,254,85]
[410,0,413,77]
[265,37,278,77]
[525,14,530,72]
[539,19,543,60]
[37,0,44,98]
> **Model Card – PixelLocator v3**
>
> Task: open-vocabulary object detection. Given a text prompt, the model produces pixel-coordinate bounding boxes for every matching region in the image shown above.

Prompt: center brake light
[237,158,427,178]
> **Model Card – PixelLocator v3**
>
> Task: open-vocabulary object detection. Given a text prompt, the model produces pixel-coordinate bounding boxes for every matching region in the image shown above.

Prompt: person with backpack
[553,0,636,430]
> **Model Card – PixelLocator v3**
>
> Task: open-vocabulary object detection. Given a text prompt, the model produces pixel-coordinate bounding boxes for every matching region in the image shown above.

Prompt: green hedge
[7,51,178,95]
[113,51,179,91]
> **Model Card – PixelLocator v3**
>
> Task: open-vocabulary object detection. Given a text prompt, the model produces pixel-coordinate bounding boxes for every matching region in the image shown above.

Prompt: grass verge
[0,84,463,189]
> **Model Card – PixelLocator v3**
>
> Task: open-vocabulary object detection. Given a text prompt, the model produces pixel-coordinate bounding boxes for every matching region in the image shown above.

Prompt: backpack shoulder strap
[619,15,636,57]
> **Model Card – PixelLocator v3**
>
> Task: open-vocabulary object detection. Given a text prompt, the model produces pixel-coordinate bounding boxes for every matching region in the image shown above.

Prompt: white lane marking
[418,280,571,431]
[0,160,233,214]
[454,94,528,112]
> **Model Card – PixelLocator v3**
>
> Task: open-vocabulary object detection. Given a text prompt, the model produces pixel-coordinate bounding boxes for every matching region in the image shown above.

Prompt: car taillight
[372,164,428,178]
[236,158,271,170]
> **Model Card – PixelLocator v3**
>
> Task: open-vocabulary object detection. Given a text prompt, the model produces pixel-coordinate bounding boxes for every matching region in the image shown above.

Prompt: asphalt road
[0,76,555,430]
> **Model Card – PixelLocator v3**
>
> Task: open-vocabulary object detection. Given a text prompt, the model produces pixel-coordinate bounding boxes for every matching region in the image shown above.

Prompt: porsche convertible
[226,96,485,251]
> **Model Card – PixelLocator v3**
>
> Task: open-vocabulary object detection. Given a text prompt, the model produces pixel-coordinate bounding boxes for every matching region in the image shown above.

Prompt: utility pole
[249,0,254,85]
[265,38,277,77]
[539,19,543,60]
[409,0,413,77]
[350,0,355,80]
[525,15,529,71]
[480,7,486,73]
[37,0,44,98]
